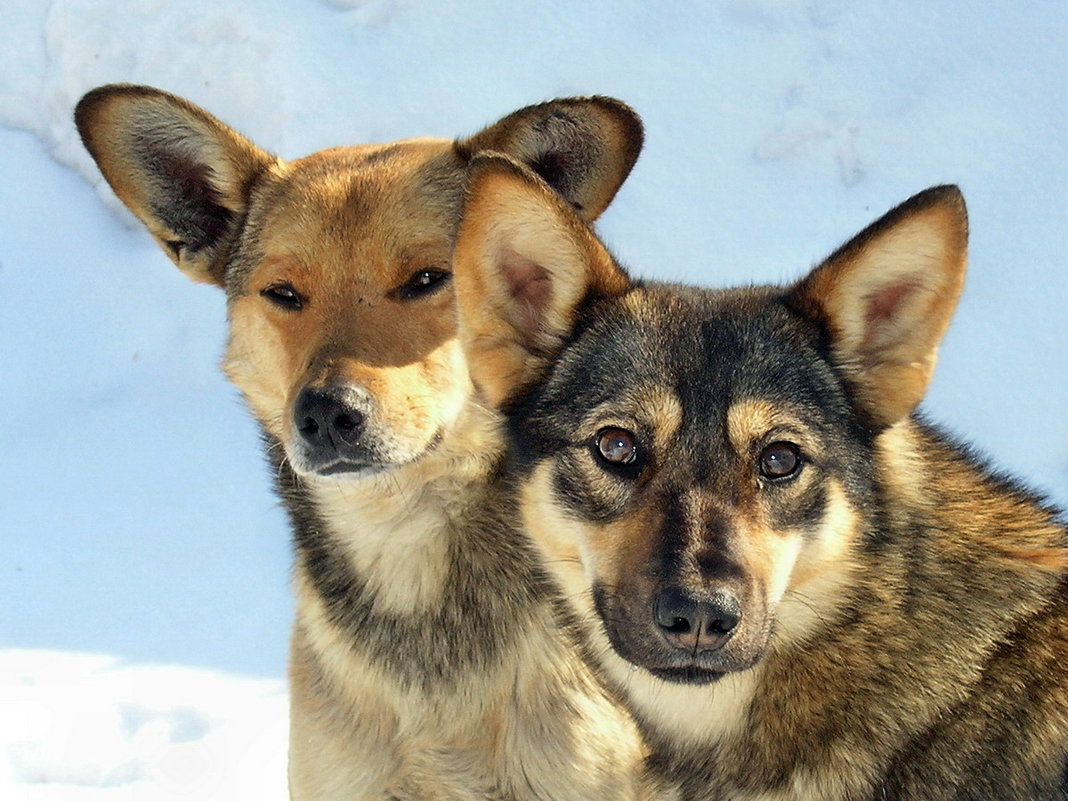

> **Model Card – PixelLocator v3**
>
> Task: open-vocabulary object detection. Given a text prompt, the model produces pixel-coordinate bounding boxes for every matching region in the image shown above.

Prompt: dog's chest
[294,472,546,689]
[313,479,455,614]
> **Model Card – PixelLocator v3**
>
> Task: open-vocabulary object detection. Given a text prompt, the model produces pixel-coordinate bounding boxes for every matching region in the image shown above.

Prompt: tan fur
[77,85,653,800]
[795,193,968,428]
[454,160,630,408]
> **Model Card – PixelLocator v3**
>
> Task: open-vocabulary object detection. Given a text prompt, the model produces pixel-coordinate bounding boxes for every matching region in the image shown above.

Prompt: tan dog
[452,153,1068,800]
[76,85,651,800]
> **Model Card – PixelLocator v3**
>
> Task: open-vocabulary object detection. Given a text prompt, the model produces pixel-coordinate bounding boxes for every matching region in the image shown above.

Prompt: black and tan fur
[452,153,1068,800]
[75,85,652,800]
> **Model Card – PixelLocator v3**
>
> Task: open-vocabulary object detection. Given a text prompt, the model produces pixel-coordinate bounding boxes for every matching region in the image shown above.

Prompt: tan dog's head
[76,85,642,478]
[453,154,967,684]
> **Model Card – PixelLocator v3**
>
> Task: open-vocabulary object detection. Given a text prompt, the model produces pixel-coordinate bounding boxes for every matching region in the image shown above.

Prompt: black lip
[298,427,445,479]
[316,461,385,477]
[645,665,726,686]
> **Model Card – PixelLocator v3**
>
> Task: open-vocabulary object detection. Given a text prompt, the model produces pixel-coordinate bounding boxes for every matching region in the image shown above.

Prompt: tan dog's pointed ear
[75,84,278,287]
[456,96,643,223]
[453,153,632,408]
[790,185,968,428]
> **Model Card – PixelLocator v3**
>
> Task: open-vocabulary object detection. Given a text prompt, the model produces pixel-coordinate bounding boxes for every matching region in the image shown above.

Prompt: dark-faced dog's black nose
[654,587,741,653]
[294,387,366,450]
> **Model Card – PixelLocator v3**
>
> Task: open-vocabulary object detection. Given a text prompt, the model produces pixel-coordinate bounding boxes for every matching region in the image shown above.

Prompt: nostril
[655,587,697,632]
[333,410,363,434]
[664,616,691,633]
[331,409,364,444]
[705,590,741,637]
[708,614,737,635]
[295,387,332,446]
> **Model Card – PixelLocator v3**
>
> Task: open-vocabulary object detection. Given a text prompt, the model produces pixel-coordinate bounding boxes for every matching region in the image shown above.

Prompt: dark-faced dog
[453,152,1068,800]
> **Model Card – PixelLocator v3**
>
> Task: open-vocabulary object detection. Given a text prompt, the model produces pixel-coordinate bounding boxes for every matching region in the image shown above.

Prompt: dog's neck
[287,399,505,615]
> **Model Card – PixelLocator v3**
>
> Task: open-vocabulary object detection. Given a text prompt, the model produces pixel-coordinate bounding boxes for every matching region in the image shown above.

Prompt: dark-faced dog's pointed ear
[456,97,643,223]
[75,84,278,287]
[453,153,632,408]
[790,185,968,428]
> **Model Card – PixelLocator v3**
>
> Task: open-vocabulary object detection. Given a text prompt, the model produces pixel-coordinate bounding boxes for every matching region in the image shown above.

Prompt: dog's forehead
[549,283,840,426]
[273,139,463,233]
[228,139,464,295]
[572,285,792,383]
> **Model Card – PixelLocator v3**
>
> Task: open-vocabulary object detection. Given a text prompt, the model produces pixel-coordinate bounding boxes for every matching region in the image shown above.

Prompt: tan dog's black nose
[654,587,740,654]
[295,387,366,452]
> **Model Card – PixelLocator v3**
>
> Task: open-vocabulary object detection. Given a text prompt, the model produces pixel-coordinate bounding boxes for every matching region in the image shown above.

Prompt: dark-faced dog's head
[453,154,967,684]
[76,85,642,480]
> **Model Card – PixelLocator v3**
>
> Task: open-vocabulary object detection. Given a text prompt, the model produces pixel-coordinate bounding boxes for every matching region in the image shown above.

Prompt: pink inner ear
[501,248,552,343]
[861,277,923,350]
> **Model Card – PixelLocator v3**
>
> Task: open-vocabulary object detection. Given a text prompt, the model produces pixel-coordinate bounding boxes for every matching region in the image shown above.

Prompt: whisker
[780,589,828,627]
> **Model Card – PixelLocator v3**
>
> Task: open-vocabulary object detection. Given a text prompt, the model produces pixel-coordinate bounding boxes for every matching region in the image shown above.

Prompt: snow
[0,650,287,800]
[1,0,1066,795]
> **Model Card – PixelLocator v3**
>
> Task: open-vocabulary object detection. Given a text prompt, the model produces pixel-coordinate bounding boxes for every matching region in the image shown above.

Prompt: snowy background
[2,0,1066,797]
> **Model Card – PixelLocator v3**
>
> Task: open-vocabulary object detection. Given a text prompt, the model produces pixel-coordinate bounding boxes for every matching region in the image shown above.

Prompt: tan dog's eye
[759,442,801,480]
[261,283,303,311]
[398,268,451,300]
[594,427,639,467]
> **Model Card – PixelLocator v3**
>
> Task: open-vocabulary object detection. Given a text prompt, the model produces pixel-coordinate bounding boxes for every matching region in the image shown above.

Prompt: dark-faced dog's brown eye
[594,428,639,467]
[399,268,451,300]
[759,442,801,480]
[261,283,303,311]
